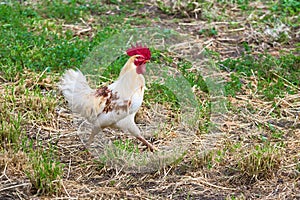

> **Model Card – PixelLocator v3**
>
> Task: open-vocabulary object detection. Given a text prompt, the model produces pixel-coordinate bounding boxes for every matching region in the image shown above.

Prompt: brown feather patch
[95,86,131,115]
[95,86,111,97]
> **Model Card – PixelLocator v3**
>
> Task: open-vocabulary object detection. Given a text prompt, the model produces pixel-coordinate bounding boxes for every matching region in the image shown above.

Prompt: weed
[199,27,218,37]
[113,139,139,153]
[268,123,284,140]
[0,112,23,150]
[0,84,24,150]
[225,73,243,97]
[270,0,300,16]
[235,143,281,184]
[192,150,214,169]
[26,143,64,195]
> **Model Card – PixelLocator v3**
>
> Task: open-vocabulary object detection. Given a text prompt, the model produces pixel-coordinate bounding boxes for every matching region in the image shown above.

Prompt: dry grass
[1,59,298,199]
[1,0,299,199]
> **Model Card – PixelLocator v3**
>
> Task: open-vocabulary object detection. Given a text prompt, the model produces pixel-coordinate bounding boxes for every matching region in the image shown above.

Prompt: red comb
[126,43,151,60]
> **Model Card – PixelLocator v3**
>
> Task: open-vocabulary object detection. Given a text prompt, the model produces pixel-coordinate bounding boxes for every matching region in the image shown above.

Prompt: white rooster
[59,44,155,151]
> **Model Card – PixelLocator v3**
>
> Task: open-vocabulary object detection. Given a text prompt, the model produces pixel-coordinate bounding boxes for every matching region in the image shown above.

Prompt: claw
[136,136,157,152]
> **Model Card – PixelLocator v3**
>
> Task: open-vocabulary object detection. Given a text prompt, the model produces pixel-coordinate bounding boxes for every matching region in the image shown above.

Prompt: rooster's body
[59,46,155,151]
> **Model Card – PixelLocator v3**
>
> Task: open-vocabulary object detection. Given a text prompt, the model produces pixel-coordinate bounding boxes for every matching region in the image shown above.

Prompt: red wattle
[136,64,146,74]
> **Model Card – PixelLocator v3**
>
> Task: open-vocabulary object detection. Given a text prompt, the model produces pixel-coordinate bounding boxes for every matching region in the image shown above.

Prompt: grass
[232,142,282,184]
[25,143,64,195]
[220,53,300,100]
[113,139,139,153]
[0,0,299,199]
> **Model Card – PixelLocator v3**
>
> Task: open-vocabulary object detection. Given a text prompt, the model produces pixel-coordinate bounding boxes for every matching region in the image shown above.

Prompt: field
[0,0,299,199]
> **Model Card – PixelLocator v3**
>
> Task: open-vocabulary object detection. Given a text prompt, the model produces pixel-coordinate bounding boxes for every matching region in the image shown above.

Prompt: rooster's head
[126,43,151,74]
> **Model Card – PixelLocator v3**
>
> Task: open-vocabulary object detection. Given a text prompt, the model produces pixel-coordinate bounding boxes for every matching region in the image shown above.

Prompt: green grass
[220,53,299,100]
[0,1,137,80]
[224,73,243,97]
[198,27,218,37]
[113,139,139,153]
[191,150,214,169]
[196,141,283,184]
[35,0,91,22]
[0,111,23,150]
[0,3,90,75]
[270,0,300,17]
[145,50,208,108]
[25,142,64,195]
[235,143,282,183]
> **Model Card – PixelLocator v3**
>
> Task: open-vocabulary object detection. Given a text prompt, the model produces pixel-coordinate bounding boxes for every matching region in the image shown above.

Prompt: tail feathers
[59,69,99,118]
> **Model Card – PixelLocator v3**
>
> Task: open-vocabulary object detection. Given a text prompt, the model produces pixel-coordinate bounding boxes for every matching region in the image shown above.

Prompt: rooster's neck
[119,56,137,77]
[110,57,145,99]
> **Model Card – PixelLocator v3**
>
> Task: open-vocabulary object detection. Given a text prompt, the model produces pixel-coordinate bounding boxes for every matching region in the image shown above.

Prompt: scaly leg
[136,135,157,152]
[115,114,157,152]
[87,126,100,146]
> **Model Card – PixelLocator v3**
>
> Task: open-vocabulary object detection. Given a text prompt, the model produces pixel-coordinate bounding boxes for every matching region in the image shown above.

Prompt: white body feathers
[59,56,145,138]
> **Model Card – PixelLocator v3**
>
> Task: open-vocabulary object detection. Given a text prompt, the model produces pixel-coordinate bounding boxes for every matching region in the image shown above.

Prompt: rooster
[59,44,155,151]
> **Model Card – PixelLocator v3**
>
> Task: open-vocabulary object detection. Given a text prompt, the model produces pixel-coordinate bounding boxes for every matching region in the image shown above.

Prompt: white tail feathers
[59,69,95,117]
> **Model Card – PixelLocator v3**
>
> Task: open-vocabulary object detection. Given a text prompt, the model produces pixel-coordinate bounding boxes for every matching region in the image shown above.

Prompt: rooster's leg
[115,114,157,151]
[136,136,156,152]
[87,126,100,146]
